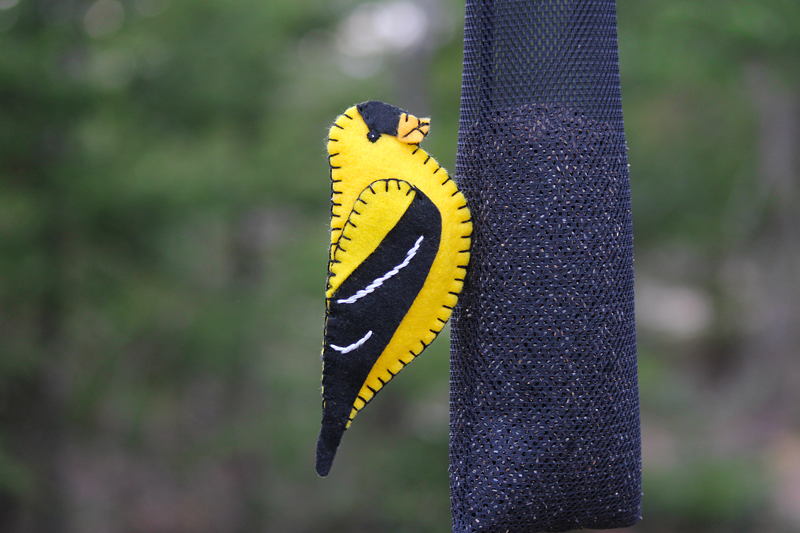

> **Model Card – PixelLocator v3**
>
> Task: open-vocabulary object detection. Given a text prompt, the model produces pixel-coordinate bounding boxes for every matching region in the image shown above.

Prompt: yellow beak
[396,113,430,144]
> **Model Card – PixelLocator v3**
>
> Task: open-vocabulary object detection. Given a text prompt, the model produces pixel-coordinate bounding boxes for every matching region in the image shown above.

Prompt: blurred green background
[2,0,800,531]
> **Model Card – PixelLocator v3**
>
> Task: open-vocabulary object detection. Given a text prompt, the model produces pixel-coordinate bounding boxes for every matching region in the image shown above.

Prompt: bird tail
[315,422,345,476]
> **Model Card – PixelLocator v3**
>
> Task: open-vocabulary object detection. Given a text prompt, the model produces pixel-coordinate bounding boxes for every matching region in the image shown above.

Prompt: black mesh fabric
[449,1,641,532]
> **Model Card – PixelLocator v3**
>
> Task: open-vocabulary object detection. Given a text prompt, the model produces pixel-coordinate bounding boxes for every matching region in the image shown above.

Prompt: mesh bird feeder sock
[449,0,641,531]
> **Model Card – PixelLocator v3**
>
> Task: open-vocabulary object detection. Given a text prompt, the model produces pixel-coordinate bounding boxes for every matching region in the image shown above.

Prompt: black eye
[366,131,380,143]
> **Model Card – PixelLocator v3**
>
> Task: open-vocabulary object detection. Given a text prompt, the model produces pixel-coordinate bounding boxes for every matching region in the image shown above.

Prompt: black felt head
[357,101,404,139]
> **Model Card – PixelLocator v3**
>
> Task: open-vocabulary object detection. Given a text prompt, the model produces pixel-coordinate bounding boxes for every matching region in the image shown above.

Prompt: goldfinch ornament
[316,101,472,476]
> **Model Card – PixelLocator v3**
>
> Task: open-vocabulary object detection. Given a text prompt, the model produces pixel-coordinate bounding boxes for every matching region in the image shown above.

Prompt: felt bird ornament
[316,101,472,476]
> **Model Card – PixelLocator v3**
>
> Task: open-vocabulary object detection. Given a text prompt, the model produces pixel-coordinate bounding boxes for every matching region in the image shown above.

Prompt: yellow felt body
[327,106,472,426]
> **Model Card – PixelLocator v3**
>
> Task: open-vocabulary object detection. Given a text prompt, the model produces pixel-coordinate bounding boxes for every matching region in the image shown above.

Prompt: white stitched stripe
[337,235,424,305]
[330,330,373,354]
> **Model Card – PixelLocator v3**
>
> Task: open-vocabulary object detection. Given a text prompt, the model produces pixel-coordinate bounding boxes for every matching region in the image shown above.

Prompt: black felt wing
[316,181,441,476]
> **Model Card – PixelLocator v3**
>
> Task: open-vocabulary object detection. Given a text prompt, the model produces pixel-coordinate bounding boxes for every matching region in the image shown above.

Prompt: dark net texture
[449,1,641,532]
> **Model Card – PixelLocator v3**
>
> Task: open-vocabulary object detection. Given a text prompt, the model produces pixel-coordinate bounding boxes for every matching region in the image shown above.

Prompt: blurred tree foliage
[620,1,800,532]
[1,0,800,532]
[1,0,457,530]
